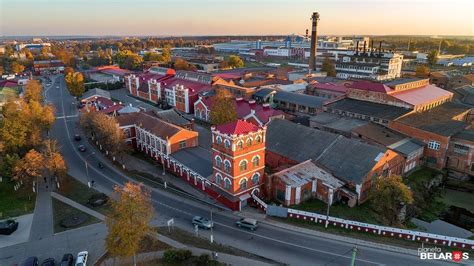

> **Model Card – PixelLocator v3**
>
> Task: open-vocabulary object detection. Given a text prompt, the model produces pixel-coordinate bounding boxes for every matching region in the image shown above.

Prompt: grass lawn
[405,167,442,190]
[52,198,101,233]
[441,189,474,213]
[0,181,35,219]
[293,199,381,225]
[57,175,110,215]
[140,255,223,266]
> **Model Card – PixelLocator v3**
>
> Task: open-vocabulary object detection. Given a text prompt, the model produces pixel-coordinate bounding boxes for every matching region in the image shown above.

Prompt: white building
[335,51,403,81]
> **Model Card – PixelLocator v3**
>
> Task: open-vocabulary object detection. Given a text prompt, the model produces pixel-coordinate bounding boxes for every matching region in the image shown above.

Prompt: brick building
[272,91,327,116]
[117,112,199,156]
[305,82,348,99]
[266,119,404,204]
[446,130,474,180]
[211,120,267,210]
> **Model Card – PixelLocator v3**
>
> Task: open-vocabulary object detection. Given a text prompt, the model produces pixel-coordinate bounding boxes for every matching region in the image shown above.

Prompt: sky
[0,0,473,36]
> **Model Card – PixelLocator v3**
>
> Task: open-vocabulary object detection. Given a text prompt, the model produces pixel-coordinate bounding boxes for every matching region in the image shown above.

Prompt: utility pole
[210,208,214,243]
[325,187,334,228]
[350,247,358,266]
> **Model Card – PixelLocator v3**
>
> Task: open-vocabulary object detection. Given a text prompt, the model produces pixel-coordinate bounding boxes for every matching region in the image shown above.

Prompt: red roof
[215,120,260,135]
[162,78,212,96]
[349,81,393,93]
[0,80,18,88]
[235,100,283,124]
[390,84,453,106]
[213,73,242,80]
[100,104,124,114]
[312,82,348,93]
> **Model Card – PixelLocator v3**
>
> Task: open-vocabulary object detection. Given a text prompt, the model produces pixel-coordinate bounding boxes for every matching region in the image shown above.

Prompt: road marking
[56,115,78,119]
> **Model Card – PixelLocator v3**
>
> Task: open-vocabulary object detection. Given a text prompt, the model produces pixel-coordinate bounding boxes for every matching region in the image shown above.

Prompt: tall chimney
[305,29,309,39]
[371,40,374,54]
[378,41,382,56]
[355,41,359,54]
[309,12,320,72]
[363,41,366,54]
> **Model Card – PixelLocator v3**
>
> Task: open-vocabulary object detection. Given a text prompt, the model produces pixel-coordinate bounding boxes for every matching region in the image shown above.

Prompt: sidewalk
[29,182,53,241]
[51,192,105,221]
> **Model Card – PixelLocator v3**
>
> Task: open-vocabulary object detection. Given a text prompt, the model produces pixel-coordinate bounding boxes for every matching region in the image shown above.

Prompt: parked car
[74,134,81,141]
[21,257,38,266]
[0,219,19,235]
[87,193,108,207]
[41,258,55,266]
[60,253,74,266]
[192,216,213,229]
[235,218,258,231]
[77,145,86,152]
[75,251,88,266]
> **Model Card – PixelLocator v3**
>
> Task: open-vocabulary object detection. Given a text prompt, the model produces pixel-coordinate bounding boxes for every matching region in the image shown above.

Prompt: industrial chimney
[309,12,320,72]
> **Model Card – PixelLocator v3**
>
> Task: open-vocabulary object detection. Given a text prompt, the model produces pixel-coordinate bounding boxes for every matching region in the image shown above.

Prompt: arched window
[216,136,222,145]
[224,160,231,173]
[224,178,231,190]
[237,140,243,149]
[240,178,247,190]
[224,139,231,149]
[239,160,247,171]
[215,173,222,185]
[252,156,260,167]
[252,173,260,184]
[215,156,222,168]
[255,135,262,143]
[247,138,253,147]
[200,110,205,120]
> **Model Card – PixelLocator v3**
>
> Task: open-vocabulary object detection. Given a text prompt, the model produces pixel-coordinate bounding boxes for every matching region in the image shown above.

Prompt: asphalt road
[39,75,451,266]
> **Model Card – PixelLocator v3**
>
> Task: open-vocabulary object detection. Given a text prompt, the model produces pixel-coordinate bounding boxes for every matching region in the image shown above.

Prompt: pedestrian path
[51,192,105,221]
[29,182,53,241]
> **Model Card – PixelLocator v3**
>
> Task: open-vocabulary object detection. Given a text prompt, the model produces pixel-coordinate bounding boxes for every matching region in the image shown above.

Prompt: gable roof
[81,88,111,101]
[153,109,191,127]
[325,98,410,121]
[274,91,326,109]
[162,77,213,96]
[215,120,260,135]
[272,160,344,188]
[266,119,387,184]
[311,82,348,93]
[390,84,453,106]
[349,80,393,93]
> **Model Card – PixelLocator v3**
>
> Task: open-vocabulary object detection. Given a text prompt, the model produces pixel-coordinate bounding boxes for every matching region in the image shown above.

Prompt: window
[252,156,260,167]
[215,156,222,168]
[252,173,260,184]
[454,144,469,155]
[224,161,231,173]
[237,140,243,149]
[247,138,253,147]
[239,179,247,190]
[428,140,441,150]
[239,160,247,171]
[276,189,285,202]
[224,139,231,149]
[215,174,222,185]
[179,140,186,149]
[216,136,222,145]
[224,178,231,190]
[255,135,262,143]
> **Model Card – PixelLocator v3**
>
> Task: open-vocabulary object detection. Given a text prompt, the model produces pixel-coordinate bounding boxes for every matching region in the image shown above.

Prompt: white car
[75,251,88,266]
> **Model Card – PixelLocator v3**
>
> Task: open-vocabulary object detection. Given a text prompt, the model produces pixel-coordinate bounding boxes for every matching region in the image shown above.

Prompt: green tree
[65,71,85,98]
[427,50,439,66]
[369,175,413,226]
[106,182,154,264]
[321,56,336,77]
[227,55,244,68]
[210,89,237,125]
[114,50,143,70]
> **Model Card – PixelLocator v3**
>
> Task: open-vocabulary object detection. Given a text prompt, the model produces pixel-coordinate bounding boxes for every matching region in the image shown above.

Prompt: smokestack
[355,41,359,54]
[378,41,382,56]
[305,29,309,39]
[363,41,366,54]
[309,12,320,72]
[371,40,374,54]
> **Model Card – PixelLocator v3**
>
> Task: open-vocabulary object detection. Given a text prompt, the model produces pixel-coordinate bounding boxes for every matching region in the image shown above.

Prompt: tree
[369,175,413,226]
[106,182,154,264]
[10,61,25,74]
[321,56,336,77]
[227,55,244,68]
[65,71,85,98]
[42,139,67,182]
[173,58,191,70]
[161,45,172,63]
[0,65,4,76]
[64,67,74,75]
[114,50,143,70]
[0,109,29,153]
[0,153,20,179]
[427,50,439,66]
[218,61,229,70]
[24,80,43,103]
[143,52,163,62]
[12,149,44,190]
[415,65,430,78]
[210,88,237,125]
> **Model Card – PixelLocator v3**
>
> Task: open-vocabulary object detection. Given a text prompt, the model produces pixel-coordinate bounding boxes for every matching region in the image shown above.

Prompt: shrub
[195,254,212,266]
[163,249,192,263]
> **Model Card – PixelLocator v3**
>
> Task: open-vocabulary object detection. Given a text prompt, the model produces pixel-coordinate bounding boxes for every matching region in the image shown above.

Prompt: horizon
[1,0,473,37]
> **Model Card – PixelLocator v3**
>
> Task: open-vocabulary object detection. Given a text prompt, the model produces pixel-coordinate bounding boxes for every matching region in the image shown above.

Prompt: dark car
[235,217,258,231]
[41,258,55,266]
[60,253,74,266]
[21,257,38,266]
[0,219,19,235]
[192,216,213,229]
[74,134,81,141]
[88,193,108,207]
[78,145,86,152]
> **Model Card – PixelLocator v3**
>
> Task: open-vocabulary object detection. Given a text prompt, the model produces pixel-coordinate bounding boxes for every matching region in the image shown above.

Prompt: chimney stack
[378,41,382,57]
[363,41,367,54]
[371,40,374,54]
[308,12,320,72]
[355,41,359,54]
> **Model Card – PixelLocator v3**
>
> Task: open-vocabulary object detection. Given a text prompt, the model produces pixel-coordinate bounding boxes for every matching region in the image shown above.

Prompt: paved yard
[0,214,34,249]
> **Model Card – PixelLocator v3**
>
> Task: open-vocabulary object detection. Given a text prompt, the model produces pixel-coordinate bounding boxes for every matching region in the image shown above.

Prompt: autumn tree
[427,50,439,66]
[161,45,172,63]
[24,80,43,103]
[210,88,237,125]
[321,56,336,77]
[106,182,154,264]
[65,71,85,98]
[0,153,20,179]
[415,65,430,78]
[227,55,244,68]
[64,67,74,75]
[143,52,163,62]
[369,175,413,226]
[173,58,191,70]
[12,149,44,190]
[114,50,143,70]
[11,61,25,74]
[41,139,67,182]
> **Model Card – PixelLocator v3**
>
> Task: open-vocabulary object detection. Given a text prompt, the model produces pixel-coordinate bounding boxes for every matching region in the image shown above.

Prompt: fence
[250,193,474,250]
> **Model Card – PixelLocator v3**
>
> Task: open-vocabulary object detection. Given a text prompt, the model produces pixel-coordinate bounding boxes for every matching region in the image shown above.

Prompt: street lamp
[210,194,221,244]
[84,152,95,188]
[325,187,334,229]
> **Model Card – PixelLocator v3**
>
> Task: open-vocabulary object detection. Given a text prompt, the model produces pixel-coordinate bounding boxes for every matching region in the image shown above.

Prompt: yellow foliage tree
[24,80,43,103]
[12,149,44,189]
[210,88,237,125]
[65,71,85,98]
[106,182,154,264]
[42,139,67,181]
